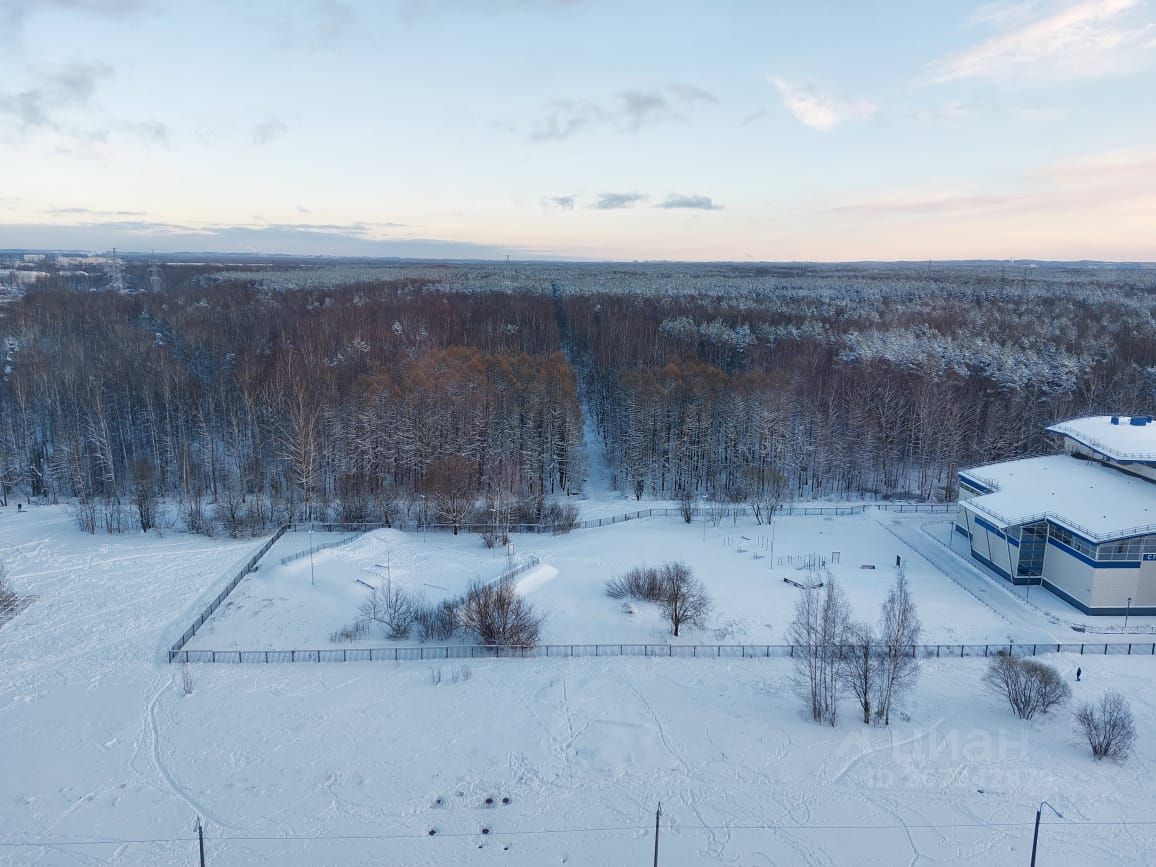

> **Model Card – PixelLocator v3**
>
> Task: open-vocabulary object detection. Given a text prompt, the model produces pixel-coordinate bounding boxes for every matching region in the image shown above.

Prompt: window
[1048,524,1095,558]
[1097,534,1155,562]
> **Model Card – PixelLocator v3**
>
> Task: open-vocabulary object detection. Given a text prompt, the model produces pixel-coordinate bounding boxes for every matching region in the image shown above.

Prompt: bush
[358,582,419,639]
[983,655,1070,720]
[1075,693,1136,761]
[415,599,459,642]
[605,562,711,637]
[330,620,368,643]
[605,565,666,602]
[457,577,543,647]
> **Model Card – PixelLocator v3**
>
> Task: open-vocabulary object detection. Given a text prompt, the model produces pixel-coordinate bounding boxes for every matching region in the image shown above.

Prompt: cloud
[0,219,543,260]
[400,0,580,24]
[252,116,288,145]
[0,0,146,40]
[657,194,722,210]
[265,0,357,49]
[923,0,1155,84]
[542,195,576,210]
[592,192,646,210]
[769,77,877,131]
[47,207,148,217]
[530,83,717,141]
[0,63,112,134]
[530,100,608,142]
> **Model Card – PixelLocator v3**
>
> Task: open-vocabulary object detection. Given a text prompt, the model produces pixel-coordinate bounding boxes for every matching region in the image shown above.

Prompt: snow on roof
[1047,415,1156,462]
[960,454,1156,542]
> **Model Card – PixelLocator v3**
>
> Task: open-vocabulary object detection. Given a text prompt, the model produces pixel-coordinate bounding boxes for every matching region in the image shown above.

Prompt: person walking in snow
[1076,667,1082,682]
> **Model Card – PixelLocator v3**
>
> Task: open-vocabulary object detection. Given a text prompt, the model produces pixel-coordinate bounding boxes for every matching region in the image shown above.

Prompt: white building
[956,415,1156,616]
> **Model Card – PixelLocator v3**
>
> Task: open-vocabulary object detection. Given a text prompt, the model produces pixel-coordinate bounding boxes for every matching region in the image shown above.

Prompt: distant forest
[0,261,1153,534]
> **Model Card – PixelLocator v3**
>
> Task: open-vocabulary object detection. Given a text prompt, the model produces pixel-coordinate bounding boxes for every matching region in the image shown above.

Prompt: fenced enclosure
[169,525,289,658]
[170,640,1156,664]
[167,502,959,664]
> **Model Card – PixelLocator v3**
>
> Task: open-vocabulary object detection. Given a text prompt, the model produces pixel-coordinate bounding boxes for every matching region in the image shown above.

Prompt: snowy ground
[4,506,1156,866]
[188,510,1115,652]
[186,529,513,650]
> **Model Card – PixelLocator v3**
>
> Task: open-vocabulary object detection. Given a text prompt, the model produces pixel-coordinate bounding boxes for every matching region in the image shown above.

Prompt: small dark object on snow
[428,829,437,836]
[484,797,494,805]
[501,796,511,805]
[433,797,443,806]
[1077,667,1082,682]
[481,827,490,835]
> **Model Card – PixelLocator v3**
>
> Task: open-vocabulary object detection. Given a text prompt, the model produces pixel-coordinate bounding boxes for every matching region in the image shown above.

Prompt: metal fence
[287,502,958,536]
[167,501,958,663]
[279,534,361,566]
[169,525,290,658]
[169,640,1156,664]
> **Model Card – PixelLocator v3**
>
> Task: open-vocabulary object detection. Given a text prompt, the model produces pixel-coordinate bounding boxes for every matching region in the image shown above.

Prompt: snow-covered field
[188,510,1110,653]
[4,506,1156,866]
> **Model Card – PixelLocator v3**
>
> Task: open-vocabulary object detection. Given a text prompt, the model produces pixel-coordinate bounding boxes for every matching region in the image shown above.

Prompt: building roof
[959,454,1156,542]
[1047,415,1156,463]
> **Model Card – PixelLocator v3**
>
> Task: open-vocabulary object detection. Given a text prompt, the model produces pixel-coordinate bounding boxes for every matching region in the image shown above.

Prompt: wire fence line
[169,525,289,658]
[288,502,957,536]
[169,640,1156,665]
[279,534,361,566]
[167,502,956,663]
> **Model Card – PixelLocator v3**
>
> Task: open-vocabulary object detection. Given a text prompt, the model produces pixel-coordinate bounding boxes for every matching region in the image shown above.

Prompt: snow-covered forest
[1,261,1153,533]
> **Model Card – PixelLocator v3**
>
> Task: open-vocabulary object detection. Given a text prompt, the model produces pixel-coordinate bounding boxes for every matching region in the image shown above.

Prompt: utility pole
[653,802,661,867]
[195,816,206,867]
[309,525,315,587]
[1125,596,1132,629]
[1030,800,1063,867]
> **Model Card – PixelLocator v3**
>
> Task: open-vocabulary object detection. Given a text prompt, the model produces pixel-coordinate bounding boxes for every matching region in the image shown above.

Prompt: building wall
[963,509,1020,583]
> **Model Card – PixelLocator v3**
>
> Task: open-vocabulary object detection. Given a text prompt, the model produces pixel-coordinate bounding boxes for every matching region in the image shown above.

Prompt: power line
[6,817,1156,848]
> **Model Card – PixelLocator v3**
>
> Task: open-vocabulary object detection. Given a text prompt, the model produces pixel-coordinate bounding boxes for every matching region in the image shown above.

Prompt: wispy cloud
[542,195,576,210]
[47,207,148,217]
[252,116,288,145]
[0,0,146,43]
[923,0,1155,84]
[769,77,876,131]
[0,219,536,259]
[592,192,647,210]
[264,0,357,50]
[657,194,722,210]
[0,63,112,132]
[530,83,718,141]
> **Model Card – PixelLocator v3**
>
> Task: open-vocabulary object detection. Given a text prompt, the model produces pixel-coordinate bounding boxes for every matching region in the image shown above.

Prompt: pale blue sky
[2,0,1154,260]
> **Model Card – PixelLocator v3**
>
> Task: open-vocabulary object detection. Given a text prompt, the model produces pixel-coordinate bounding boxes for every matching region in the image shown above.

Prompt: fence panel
[174,640,1156,665]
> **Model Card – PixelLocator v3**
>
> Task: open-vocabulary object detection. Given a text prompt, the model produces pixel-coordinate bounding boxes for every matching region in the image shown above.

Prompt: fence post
[1128,643,1132,655]
[265,651,269,663]
[1080,644,1084,655]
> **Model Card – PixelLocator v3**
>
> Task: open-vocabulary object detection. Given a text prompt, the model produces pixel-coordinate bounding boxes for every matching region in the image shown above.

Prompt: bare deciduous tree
[1075,693,1136,761]
[840,622,880,725]
[876,568,921,725]
[659,562,711,638]
[983,655,1070,720]
[789,579,851,726]
[359,581,418,640]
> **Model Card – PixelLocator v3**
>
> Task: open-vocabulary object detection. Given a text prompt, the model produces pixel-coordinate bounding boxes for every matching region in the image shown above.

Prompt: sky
[1,0,1155,261]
